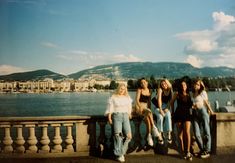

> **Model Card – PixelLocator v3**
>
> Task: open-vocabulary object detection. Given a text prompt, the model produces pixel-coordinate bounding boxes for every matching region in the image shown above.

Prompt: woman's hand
[208,109,215,115]
[159,109,165,116]
[163,108,169,113]
[192,104,197,109]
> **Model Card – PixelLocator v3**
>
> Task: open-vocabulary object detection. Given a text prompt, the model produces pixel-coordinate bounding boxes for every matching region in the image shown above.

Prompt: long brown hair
[192,79,205,94]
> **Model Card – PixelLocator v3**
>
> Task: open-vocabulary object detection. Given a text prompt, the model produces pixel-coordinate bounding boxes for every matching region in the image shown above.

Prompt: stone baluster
[97,120,107,156]
[38,124,50,153]
[26,124,38,153]
[1,125,13,153]
[13,125,25,153]
[51,124,62,153]
[75,120,89,154]
[63,123,74,152]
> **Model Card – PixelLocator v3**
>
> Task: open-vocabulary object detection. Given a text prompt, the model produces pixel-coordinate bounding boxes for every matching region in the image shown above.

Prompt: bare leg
[184,121,191,153]
[144,116,151,134]
[177,122,184,153]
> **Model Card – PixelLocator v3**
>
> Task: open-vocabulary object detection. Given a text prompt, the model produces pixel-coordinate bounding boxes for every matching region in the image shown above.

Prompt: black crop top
[162,90,172,104]
[139,93,150,103]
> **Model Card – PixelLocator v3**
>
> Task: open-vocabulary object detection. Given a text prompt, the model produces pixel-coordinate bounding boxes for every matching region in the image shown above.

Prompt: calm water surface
[0,91,234,117]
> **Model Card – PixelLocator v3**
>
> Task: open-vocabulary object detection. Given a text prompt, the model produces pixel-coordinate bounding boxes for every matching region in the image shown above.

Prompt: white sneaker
[186,152,193,161]
[117,155,125,162]
[167,133,172,144]
[147,134,154,146]
[157,134,164,145]
[152,126,160,137]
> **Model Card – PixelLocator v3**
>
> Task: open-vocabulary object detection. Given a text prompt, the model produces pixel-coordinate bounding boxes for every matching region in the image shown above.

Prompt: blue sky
[0,0,235,75]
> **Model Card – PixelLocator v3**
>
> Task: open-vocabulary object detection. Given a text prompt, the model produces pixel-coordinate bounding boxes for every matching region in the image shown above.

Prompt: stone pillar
[87,119,97,156]
[26,124,38,153]
[51,124,62,153]
[63,123,74,152]
[75,120,89,154]
[132,118,143,150]
[97,120,107,156]
[38,124,50,153]
[1,125,13,153]
[13,125,25,153]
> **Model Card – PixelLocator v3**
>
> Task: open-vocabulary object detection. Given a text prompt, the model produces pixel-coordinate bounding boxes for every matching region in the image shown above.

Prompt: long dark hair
[178,79,190,95]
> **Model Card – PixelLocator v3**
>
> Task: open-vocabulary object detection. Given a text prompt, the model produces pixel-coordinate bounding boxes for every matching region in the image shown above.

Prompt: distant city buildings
[0,78,127,93]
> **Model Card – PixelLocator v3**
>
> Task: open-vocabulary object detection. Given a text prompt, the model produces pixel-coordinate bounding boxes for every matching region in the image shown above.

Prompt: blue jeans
[192,107,211,152]
[154,103,172,132]
[112,112,131,157]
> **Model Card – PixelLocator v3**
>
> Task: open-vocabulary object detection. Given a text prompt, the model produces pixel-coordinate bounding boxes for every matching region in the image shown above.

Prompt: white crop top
[191,90,208,109]
[105,95,133,115]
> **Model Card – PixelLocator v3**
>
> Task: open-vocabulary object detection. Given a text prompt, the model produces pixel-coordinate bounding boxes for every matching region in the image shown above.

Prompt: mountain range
[1,62,235,81]
[0,69,67,81]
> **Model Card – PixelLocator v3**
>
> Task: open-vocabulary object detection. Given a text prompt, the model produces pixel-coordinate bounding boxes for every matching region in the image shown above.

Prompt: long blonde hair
[114,83,129,97]
[159,78,172,91]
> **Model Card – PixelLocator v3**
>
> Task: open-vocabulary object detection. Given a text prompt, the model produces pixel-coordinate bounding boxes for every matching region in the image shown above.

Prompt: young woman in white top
[105,83,132,162]
[191,79,214,159]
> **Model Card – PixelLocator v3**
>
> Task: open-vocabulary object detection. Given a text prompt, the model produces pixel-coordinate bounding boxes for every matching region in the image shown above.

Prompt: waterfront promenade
[1,148,235,163]
[1,113,235,163]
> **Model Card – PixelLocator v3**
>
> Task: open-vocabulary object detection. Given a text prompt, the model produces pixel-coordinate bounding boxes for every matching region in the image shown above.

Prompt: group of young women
[105,77,214,162]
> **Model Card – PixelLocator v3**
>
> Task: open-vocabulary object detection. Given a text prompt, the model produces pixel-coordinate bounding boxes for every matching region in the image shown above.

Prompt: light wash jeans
[154,103,172,132]
[112,112,131,157]
[192,107,211,152]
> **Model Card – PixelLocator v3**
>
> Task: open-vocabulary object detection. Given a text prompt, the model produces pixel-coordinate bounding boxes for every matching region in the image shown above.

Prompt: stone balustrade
[0,116,142,158]
[0,113,229,158]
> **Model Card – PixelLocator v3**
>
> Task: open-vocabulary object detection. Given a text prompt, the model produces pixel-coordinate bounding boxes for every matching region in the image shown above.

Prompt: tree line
[93,76,235,91]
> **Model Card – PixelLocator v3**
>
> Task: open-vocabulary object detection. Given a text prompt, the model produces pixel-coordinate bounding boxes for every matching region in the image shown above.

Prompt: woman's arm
[204,99,214,115]
[135,89,141,107]
[147,89,152,108]
[157,88,162,109]
[108,113,112,124]
[157,88,165,115]
[170,92,178,112]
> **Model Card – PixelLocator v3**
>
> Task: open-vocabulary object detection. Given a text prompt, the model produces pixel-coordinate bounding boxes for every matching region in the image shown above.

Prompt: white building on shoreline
[0,78,127,93]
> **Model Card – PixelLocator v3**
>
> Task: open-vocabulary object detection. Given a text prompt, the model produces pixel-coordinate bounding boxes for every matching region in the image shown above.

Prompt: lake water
[0,91,234,117]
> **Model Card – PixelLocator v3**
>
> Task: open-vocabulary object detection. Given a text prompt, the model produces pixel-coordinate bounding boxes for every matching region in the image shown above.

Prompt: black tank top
[162,90,172,104]
[176,94,192,109]
[139,93,150,103]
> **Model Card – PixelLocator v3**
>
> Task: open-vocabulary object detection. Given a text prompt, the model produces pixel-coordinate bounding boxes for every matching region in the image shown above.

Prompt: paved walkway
[1,151,235,163]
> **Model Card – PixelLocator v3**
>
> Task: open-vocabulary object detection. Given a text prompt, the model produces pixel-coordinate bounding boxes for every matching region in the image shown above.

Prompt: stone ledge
[216,146,235,155]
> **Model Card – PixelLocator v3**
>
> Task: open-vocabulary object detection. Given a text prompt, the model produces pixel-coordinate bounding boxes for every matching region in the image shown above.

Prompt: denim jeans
[192,107,211,152]
[112,112,131,157]
[154,103,172,132]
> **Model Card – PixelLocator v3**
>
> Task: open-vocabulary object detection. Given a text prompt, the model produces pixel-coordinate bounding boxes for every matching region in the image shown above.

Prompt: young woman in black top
[135,78,161,146]
[171,80,193,160]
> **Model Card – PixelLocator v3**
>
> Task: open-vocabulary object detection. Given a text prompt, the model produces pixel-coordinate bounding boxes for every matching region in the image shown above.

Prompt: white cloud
[185,55,203,68]
[213,11,235,31]
[56,50,142,70]
[185,40,218,53]
[41,42,59,48]
[176,11,235,68]
[0,65,27,75]
[112,54,142,62]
